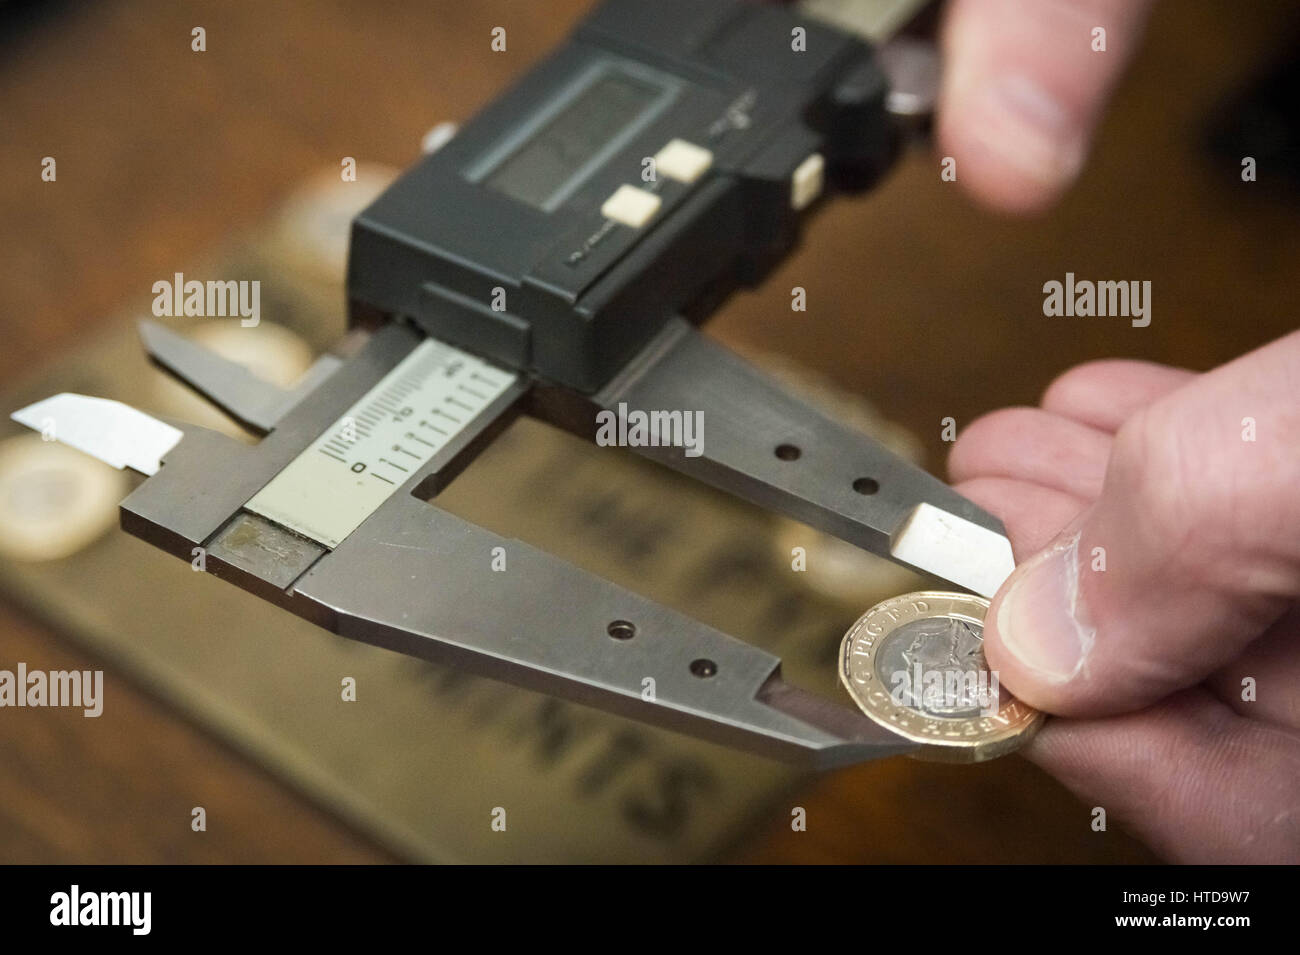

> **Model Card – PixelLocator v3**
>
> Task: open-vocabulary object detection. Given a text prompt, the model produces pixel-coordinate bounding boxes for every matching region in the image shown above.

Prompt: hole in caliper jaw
[852,477,879,495]
[774,443,801,461]
[607,619,636,640]
[690,658,717,678]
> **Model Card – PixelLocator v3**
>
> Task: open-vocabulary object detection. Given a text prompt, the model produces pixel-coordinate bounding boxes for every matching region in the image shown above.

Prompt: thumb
[984,331,1300,716]
[937,0,1155,214]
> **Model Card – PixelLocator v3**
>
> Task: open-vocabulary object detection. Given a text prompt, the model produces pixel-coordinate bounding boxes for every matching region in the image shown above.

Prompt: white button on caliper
[654,138,713,184]
[791,153,825,210]
[601,184,662,227]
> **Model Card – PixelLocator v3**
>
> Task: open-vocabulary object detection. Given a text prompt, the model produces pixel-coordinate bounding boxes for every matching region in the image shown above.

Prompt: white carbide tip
[11,393,182,476]
[890,502,1016,598]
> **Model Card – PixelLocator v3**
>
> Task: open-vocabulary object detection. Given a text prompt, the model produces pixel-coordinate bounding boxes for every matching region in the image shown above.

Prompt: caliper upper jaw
[138,319,344,435]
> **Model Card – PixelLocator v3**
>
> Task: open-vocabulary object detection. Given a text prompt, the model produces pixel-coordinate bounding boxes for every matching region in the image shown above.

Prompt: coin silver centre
[873,616,1000,718]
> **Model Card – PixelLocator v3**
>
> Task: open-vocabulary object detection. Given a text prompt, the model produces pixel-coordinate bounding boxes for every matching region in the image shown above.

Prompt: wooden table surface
[2,0,1297,864]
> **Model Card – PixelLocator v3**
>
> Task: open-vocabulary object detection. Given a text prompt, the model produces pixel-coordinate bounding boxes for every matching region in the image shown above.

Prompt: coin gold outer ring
[838,590,1045,763]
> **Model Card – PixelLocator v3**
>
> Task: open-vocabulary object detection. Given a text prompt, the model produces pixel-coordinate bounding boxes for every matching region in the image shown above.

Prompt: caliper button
[601,184,662,228]
[791,153,825,210]
[654,138,713,184]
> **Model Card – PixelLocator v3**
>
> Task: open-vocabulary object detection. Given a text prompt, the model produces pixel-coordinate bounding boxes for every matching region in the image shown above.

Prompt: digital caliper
[15,0,1014,767]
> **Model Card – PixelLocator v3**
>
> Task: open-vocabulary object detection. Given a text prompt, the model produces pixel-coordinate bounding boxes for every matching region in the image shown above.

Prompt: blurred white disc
[0,434,129,562]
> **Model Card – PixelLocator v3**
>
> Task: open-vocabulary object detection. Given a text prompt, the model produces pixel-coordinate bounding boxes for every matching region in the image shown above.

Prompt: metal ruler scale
[246,340,517,548]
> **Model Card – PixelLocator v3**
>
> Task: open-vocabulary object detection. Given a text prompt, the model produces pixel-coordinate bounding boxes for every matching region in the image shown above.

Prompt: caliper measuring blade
[535,318,1016,598]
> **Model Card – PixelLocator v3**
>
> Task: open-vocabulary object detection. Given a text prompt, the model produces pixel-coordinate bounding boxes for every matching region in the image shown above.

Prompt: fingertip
[937,0,1155,215]
[947,406,1110,500]
[952,477,1087,558]
[1041,360,1197,431]
[946,406,1037,483]
[936,76,1084,216]
[983,536,1096,716]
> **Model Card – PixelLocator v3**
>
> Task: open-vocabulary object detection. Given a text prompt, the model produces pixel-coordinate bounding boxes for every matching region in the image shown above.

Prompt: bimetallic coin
[839,590,1044,763]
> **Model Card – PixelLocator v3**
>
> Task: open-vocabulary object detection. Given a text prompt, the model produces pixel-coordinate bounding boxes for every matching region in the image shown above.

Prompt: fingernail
[965,74,1086,187]
[995,532,1095,683]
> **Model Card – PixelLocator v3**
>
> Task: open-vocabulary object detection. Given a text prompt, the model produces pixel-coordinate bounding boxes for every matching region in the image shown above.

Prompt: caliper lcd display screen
[481,68,669,211]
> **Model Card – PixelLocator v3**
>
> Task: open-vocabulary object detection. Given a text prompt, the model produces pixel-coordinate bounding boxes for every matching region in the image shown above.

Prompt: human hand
[948,332,1300,862]
[938,0,1156,213]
